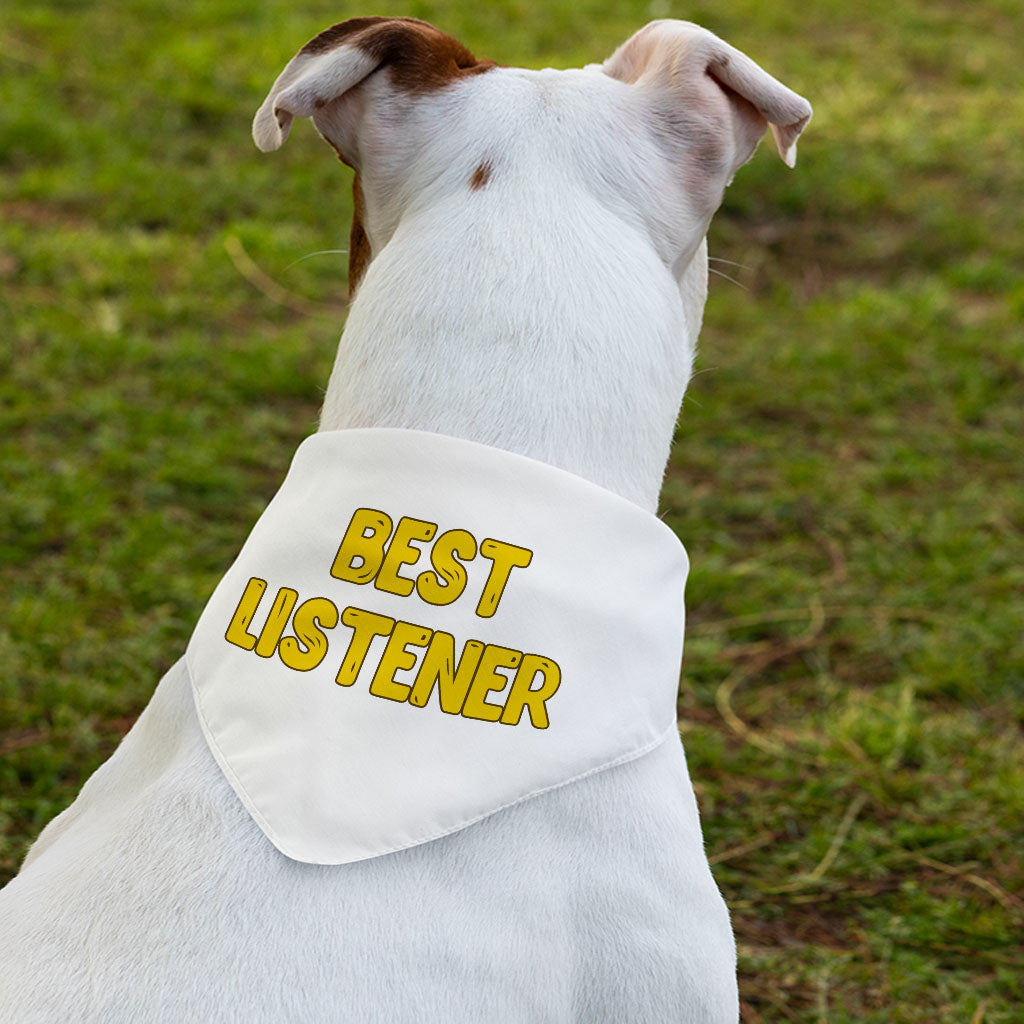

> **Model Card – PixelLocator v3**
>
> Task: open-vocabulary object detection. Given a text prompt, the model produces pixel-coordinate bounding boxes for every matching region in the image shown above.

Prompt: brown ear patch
[299,16,495,95]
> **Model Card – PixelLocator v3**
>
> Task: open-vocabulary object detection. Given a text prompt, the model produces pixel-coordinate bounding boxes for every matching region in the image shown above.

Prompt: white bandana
[185,429,688,864]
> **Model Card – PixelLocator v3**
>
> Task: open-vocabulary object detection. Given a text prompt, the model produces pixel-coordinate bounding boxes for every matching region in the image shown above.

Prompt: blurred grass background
[1,0,1021,1020]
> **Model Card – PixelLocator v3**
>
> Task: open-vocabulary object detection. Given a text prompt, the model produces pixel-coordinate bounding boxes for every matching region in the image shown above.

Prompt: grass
[1,0,1022,1020]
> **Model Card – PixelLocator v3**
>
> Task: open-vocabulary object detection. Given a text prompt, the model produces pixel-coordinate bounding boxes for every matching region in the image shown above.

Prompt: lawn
[1,0,1022,1020]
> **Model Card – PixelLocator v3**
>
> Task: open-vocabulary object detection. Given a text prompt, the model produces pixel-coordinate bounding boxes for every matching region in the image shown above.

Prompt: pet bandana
[185,428,688,864]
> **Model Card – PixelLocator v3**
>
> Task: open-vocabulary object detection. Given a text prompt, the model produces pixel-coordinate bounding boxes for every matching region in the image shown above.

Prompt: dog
[0,17,810,1023]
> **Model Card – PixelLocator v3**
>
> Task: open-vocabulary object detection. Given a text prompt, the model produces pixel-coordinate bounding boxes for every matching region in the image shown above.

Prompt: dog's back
[2,659,734,1022]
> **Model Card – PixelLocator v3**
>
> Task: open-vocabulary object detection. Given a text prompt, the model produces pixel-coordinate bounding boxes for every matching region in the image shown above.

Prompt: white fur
[0,19,810,1022]
[318,67,707,510]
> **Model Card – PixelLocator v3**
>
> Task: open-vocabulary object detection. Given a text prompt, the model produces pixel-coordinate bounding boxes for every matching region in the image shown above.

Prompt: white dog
[0,18,809,1023]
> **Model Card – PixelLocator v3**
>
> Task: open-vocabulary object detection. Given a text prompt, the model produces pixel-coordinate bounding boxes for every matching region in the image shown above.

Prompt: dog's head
[254,17,810,295]
[252,18,809,508]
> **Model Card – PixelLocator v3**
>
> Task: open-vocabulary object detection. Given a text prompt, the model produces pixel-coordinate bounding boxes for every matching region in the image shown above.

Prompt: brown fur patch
[298,17,497,295]
[347,174,371,296]
[469,161,493,191]
[299,16,495,95]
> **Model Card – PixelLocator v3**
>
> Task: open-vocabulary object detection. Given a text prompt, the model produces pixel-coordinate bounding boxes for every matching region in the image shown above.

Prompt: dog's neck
[306,66,722,512]
[317,194,707,513]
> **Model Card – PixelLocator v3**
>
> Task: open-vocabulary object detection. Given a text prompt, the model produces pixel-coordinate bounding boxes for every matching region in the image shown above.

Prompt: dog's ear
[603,20,811,174]
[253,16,492,163]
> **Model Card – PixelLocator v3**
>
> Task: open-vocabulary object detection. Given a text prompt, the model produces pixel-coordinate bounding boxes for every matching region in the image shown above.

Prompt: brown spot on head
[299,16,495,95]
[469,160,493,191]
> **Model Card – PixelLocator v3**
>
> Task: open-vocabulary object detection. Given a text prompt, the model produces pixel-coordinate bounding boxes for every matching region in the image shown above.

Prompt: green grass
[2,0,1022,1020]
